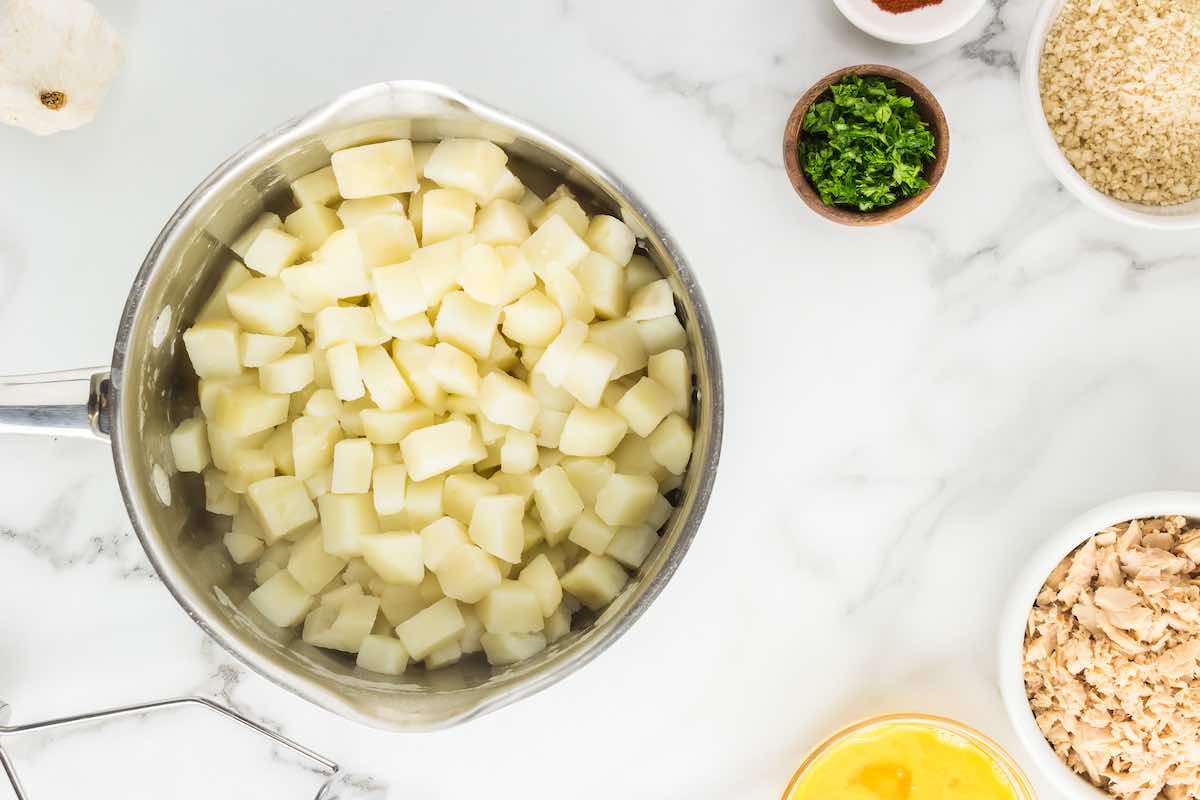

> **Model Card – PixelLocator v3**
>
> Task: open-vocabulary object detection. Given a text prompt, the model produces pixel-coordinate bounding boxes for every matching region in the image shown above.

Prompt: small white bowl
[1024,0,1200,230]
[832,0,986,45]
[997,491,1200,799]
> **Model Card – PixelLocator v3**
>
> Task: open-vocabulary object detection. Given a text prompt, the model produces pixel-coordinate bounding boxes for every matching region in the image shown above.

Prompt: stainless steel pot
[0,81,723,731]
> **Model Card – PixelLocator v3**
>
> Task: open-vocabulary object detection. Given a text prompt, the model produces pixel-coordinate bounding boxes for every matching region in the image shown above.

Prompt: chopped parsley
[798,74,936,212]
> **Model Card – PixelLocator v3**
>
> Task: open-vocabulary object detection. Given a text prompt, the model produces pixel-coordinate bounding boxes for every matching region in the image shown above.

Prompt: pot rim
[107,80,724,731]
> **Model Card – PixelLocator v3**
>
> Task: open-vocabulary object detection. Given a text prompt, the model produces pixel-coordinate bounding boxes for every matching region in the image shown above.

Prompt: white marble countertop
[4,0,1200,797]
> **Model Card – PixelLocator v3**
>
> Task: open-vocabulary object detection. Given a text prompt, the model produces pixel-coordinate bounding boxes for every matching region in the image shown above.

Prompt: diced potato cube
[588,318,647,379]
[431,342,480,397]
[478,371,539,432]
[405,476,445,529]
[246,476,318,543]
[303,466,333,499]
[291,166,340,207]
[559,405,627,458]
[206,421,270,472]
[214,386,289,436]
[423,139,509,199]
[421,517,469,571]
[358,345,413,410]
[361,532,423,585]
[357,214,419,267]
[500,429,537,474]
[648,413,694,475]
[411,235,473,306]
[561,457,615,506]
[337,195,404,227]
[518,554,563,617]
[531,194,588,236]
[331,140,419,199]
[544,264,594,323]
[637,315,688,355]
[595,473,659,526]
[473,199,529,246]
[204,469,240,515]
[303,593,379,652]
[520,215,589,277]
[434,291,500,359]
[477,580,544,634]
[647,349,690,415]
[607,525,658,569]
[624,254,660,294]
[393,341,447,412]
[227,277,302,335]
[332,438,374,494]
[372,464,408,516]
[425,639,462,669]
[532,466,584,537]
[611,432,663,478]
[314,306,386,350]
[436,543,502,604]
[249,571,314,627]
[325,342,364,401]
[292,414,342,479]
[377,583,424,627]
[441,472,496,524]
[494,246,537,305]
[534,319,589,387]
[585,215,636,266]
[483,168,524,203]
[374,305,433,343]
[356,634,409,675]
[561,554,628,610]
[240,332,295,368]
[469,494,525,564]
[304,389,341,418]
[280,263,339,313]
[460,605,485,653]
[320,581,363,609]
[318,492,380,557]
[577,252,627,320]
[287,531,347,594]
[544,605,572,643]
[480,631,546,666]
[371,262,428,321]
[534,408,568,449]
[244,228,303,277]
[613,376,674,437]
[183,320,242,379]
[569,510,617,555]
[562,343,618,408]
[421,188,476,246]
[258,353,314,394]
[491,473,535,507]
[645,493,673,529]
[197,260,252,323]
[284,205,342,257]
[628,278,675,321]
[361,406,435,444]
[170,418,210,473]
[224,531,265,564]
[502,290,562,347]
[230,212,282,260]
[314,229,370,298]
[395,597,465,660]
[225,448,276,493]
[400,420,477,481]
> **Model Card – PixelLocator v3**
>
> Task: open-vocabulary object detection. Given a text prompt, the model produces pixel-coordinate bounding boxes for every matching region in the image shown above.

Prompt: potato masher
[0,695,338,798]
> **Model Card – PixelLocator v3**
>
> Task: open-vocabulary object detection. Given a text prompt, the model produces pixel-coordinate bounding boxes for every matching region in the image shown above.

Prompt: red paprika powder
[871,0,943,12]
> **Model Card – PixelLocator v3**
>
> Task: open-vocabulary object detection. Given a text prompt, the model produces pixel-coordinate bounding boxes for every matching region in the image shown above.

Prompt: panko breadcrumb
[1039,0,1200,205]
[1024,516,1200,799]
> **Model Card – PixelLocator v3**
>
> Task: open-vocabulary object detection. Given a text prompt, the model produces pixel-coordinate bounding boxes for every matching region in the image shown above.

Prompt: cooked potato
[181,136,697,673]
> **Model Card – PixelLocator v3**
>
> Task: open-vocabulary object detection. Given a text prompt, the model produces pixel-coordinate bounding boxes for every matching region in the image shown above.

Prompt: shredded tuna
[1024,516,1200,799]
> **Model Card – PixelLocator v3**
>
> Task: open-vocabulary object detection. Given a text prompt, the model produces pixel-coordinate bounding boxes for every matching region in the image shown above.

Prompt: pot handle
[0,368,112,441]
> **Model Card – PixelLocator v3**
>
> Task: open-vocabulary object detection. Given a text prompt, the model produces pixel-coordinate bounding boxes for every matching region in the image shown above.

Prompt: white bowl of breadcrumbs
[1025,0,1200,229]
[999,492,1200,800]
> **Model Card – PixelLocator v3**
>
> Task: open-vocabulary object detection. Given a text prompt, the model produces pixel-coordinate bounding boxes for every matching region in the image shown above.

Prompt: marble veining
[5,0,1200,797]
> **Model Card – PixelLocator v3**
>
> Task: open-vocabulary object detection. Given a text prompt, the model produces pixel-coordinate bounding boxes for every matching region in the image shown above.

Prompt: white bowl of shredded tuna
[1025,0,1200,230]
[999,492,1200,800]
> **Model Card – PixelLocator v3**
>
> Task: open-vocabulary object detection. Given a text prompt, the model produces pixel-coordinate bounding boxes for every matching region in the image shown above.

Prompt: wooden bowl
[783,64,949,226]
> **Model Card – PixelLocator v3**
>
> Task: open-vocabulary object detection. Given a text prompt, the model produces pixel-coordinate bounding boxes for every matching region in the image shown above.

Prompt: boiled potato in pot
[173,137,697,675]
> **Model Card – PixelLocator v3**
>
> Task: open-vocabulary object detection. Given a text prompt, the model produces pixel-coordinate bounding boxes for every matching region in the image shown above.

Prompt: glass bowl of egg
[782,714,1035,800]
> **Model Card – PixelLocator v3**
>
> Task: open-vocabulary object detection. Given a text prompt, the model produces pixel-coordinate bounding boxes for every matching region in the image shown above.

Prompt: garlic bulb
[0,0,122,135]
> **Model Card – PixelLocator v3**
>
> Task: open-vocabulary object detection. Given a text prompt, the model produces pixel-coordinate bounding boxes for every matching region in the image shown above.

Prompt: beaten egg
[785,718,1030,800]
